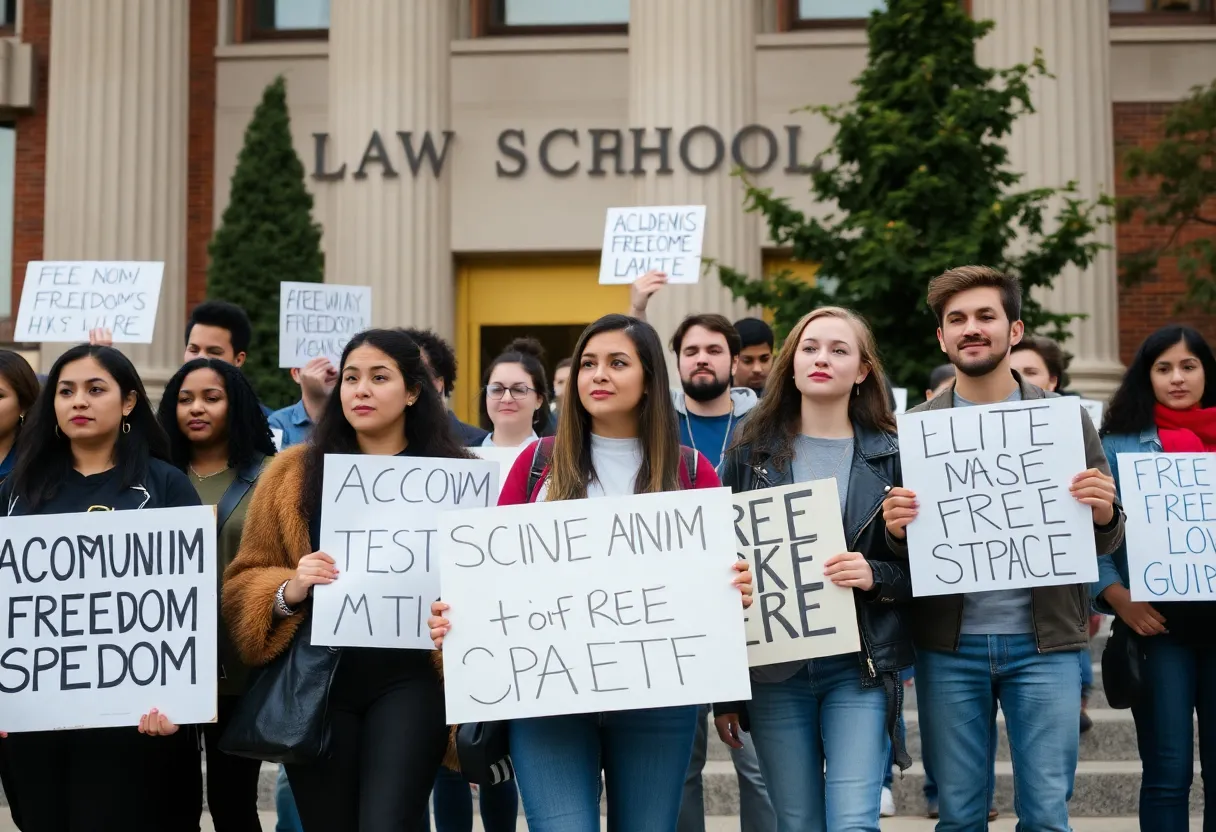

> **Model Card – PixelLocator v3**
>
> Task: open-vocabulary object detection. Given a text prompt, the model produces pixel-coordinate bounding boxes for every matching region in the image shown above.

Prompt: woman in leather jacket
[713,307,914,832]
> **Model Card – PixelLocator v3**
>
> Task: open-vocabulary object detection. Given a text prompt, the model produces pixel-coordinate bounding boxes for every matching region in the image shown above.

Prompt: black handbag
[455,721,515,786]
[1101,618,1144,710]
[218,618,342,764]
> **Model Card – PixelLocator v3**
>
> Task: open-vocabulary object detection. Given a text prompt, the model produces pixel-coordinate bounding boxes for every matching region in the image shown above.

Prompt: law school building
[0,0,1213,419]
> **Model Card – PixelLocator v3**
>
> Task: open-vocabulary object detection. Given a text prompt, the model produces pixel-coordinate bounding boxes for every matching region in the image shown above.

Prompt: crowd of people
[0,263,1210,832]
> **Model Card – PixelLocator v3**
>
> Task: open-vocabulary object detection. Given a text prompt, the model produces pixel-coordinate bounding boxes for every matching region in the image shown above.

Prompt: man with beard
[882,266,1123,830]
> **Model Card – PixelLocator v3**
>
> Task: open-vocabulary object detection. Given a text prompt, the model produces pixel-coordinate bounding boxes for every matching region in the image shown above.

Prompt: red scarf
[1154,403,1216,453]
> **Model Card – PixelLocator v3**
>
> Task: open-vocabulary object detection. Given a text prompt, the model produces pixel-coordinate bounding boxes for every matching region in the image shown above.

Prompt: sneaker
[880,787,896,817]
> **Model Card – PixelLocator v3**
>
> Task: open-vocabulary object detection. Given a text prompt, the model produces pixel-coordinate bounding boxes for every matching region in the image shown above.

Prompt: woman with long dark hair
[1093,324,1216,832]
[429,314,752,830]
[714,307,913,830]
[0,344,203,830]
[224,329,470,830]
[478,338,549,449]
[157,358,278,832]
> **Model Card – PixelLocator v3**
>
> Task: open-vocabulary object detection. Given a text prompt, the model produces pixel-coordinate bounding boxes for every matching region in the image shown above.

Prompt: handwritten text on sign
[1118,452,1216,601]
[278,282,373,368]
[14,261,165,344]
[897,397,1097,596]
[0,506,217,732]
[598,205,706,285]
[735,480,860,667]
[438,488,751,723]
[313,455,498,649]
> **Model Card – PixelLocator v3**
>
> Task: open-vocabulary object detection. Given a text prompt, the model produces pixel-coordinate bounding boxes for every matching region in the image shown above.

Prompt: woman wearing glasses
[479,338,550,449]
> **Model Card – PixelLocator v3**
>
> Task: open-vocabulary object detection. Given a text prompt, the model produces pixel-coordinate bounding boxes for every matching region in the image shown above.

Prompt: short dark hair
[186,300,253,355]
[400,328,457,397]
[670,313,741,358]
[927,266,1021,326]
[1011,335,1071,391]
[928,363,956,390]
[734,318,774,351]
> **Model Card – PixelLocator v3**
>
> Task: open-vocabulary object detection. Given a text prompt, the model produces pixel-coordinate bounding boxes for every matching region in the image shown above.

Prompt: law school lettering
[311,125,813,180]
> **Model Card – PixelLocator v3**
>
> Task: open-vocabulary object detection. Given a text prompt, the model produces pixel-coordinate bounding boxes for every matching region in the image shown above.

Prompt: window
[480,0,629,35]
[0,125,13,319]
[0,0,16,31]
[244,0,329,41]
[793,0,886,27]
[1111,0,1214,23]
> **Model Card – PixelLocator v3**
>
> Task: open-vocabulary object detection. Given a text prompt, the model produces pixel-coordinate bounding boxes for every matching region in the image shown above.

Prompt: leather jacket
[714,421,914,769]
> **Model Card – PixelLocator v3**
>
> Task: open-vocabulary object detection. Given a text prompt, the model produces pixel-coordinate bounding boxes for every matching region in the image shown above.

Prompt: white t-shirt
[536,434,642,501]
[481,430,538,449]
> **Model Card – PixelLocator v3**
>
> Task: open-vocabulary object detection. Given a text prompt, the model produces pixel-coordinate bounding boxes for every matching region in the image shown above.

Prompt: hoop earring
[54,424,60,438]
[122,419,131,435]
[18,413,24,425]
[854,384,860,397]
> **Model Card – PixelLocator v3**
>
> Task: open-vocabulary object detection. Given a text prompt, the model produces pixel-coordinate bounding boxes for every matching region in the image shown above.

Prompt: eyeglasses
[486,383,539,400]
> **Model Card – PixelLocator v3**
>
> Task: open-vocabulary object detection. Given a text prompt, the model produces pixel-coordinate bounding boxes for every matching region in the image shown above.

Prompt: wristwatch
[275,580,298,617]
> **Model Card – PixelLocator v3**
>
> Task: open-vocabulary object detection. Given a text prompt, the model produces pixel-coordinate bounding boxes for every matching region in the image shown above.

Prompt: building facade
[0,0,1213,419]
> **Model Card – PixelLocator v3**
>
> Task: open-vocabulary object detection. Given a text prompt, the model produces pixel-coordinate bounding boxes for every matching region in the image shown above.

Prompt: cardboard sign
[278,282,372,368]
[735,480,860,667]
[1118,452,1216,601]
[0,506,217,732]
[312,454,498,649]
[598,205,706,285]
[438,488,751,724]
[897,397,1098,596]
[14,261,164,344]
[467,445,528,501]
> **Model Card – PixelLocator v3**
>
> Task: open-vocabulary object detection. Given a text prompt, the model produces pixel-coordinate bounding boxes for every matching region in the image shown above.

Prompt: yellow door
[454,260,630,424]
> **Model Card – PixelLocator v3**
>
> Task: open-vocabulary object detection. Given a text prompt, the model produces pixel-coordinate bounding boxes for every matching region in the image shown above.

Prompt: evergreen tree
[718,0,1110,399]
[206,75,323,410]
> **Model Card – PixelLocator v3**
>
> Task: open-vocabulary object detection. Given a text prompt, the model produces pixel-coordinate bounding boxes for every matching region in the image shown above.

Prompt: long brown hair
[547,314,682,500]
[731,307,896,469]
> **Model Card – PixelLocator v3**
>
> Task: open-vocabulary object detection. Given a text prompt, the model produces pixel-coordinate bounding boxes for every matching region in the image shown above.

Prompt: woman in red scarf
[1093,324,1216,832]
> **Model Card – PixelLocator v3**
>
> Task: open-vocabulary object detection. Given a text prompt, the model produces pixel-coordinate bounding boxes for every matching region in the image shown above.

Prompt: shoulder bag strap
[525,437,556,501]
[216,453,265,533]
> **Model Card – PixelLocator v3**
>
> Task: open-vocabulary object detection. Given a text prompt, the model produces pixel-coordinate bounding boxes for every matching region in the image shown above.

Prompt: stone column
[325,0,453,337]
[629,0,761,342]
[42,0,189,398]
[974,0,1123,399]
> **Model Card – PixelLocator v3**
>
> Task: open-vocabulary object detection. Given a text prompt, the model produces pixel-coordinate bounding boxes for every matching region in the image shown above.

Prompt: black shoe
[1080,708,1093,734]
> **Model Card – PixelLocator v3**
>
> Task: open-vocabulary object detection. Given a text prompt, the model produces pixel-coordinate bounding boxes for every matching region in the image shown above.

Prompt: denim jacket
[1091,427,1161,615]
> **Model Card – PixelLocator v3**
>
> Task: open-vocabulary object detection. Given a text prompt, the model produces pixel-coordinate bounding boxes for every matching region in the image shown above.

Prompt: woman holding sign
[0,344,204,830]
[158,358,278,832]
[714,307,914,832]
[429,313,753,831]
[1094,324,1216,832]
[223,328,472,831]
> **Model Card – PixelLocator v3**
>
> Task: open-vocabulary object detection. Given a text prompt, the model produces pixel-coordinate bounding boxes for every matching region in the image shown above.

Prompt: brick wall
[187,0,218,315]
[4,0,51,343]
[1114,101,1216,366]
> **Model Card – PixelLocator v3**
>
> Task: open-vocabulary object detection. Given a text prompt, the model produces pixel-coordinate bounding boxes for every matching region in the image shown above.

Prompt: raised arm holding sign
[14,261,165,344]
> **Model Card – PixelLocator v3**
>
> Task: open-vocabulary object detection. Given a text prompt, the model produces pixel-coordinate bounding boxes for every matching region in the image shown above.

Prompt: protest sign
[14,261,164,344]
[467,445,527,501]
[735,480,860,667]
[0,506,217,732]
[439,487,751,724]
[1117,452,1216,601]
[1079,399,1105,428]
[312,454,499,649]
[271,429,284,452]
[599,205,706,285]
[893,388,908,415]
[897,396,1098,597]
[278,282,372,368]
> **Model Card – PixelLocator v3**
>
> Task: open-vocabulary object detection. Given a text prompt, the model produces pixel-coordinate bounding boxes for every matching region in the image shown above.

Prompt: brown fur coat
[222,444,457,767]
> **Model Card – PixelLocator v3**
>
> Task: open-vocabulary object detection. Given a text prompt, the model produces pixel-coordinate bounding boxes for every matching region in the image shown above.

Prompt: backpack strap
[679,446,699,489]
[525,437,556,502]
[216,453,265,533]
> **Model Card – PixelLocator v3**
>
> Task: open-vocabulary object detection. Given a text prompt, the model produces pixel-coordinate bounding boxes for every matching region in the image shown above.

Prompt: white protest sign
[467,445,527,501]
[735,480,860,667]
[270,429,284,452]
[1079,399,1105,428]
[897,396,1098,597]
[1118,452,1216,601]
[439,487,751,723]
[312,454,499,649]
[0,506,217,732]
[893,388,909,415]
[599,205,707,285]
[14,261,164,344]
[278,282,372,368]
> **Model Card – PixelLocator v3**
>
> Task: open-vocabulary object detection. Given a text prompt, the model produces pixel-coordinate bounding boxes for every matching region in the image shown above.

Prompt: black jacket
[716,421,914,769]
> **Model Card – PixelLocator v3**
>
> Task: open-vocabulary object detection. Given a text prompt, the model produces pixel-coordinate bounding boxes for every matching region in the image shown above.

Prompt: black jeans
[202,695,264,832]
[0,735,23,829]
[286,651,449,832]
[430,765,518,832]
[4,724,201,831]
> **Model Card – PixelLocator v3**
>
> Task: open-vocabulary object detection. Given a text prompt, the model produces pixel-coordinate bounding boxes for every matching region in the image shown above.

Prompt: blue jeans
[917,634,1080,832]
[509,706,699,832]
[678,704,775,832]
[275,765,303,832]
[429,765,519,832]
[1080,648,1094,699]
[1132,634,1216,832]
[746,655,888,832]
